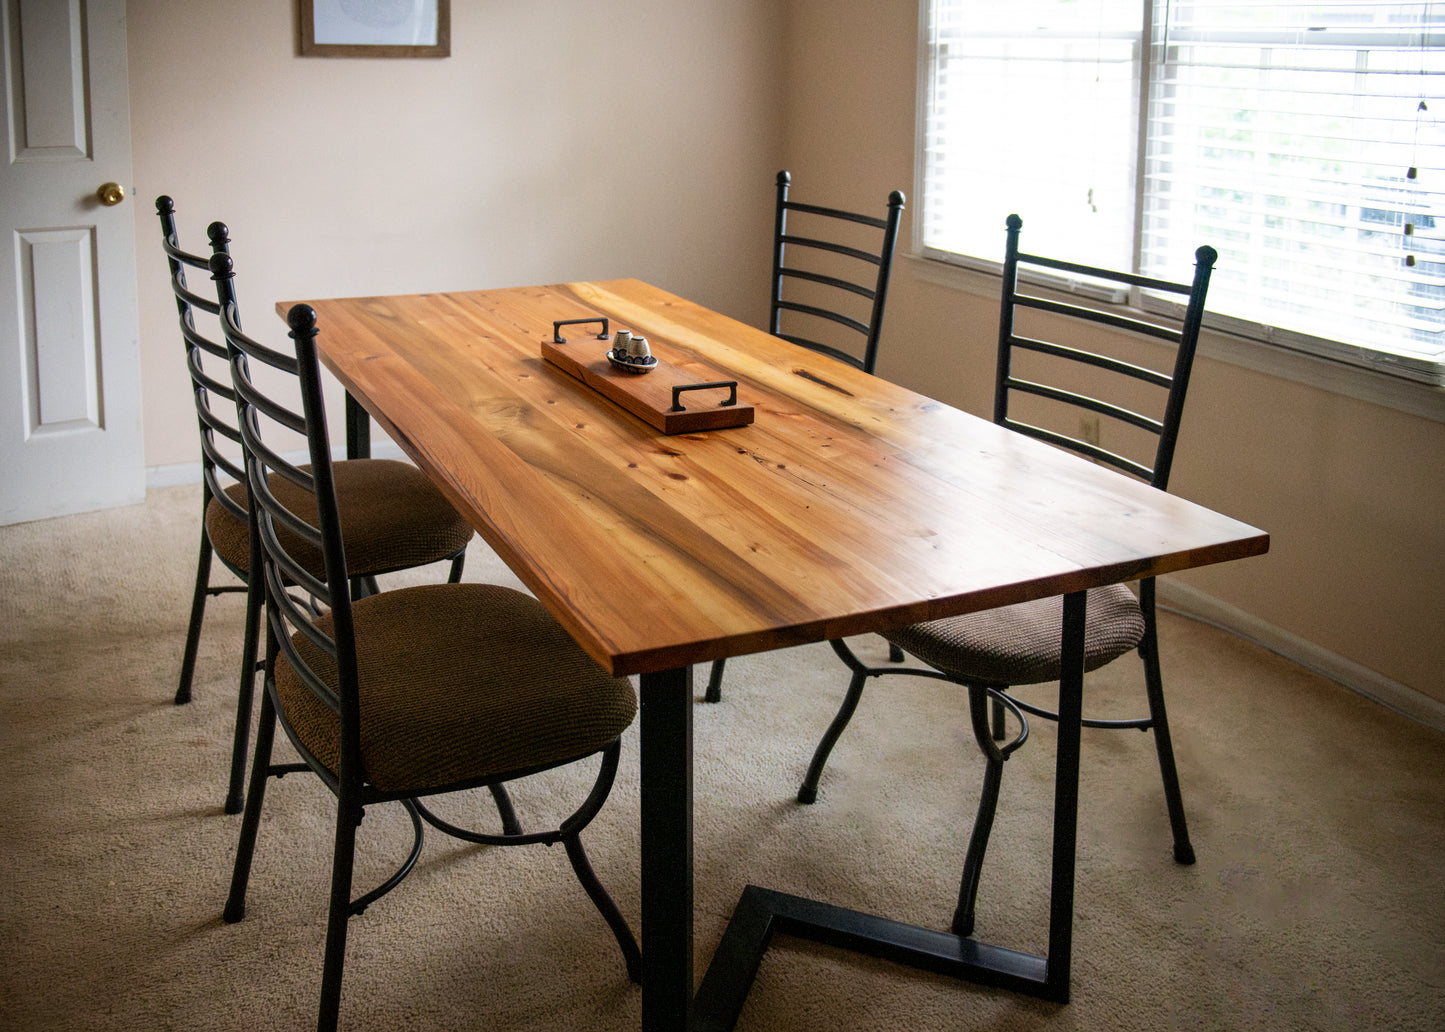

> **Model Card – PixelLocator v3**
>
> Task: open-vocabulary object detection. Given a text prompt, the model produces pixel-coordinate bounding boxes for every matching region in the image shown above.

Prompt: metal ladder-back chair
[704,170,906,704]
[215,262,642,1032]
[798,213,1218,939]
[156,197,473,814]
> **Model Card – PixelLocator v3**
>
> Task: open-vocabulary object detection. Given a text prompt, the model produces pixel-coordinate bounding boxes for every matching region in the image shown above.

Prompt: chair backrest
[770,170,905,374]
[155,197,248,526]
[995,213,1217,491]
[211,252,360,775]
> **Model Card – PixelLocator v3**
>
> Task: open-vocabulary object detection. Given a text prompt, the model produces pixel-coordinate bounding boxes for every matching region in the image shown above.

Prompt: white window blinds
[920,0,1144,273]
[1142,1,1444,382]
[919,1,1445,385]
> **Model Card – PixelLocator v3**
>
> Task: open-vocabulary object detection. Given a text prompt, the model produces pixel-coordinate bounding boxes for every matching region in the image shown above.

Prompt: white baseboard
[146,460,206,488]
[1158,579,1445,733]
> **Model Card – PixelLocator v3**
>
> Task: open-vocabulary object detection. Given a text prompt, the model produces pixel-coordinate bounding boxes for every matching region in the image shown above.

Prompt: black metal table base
[686,591,1090,1030]
[692,885,1062,1031]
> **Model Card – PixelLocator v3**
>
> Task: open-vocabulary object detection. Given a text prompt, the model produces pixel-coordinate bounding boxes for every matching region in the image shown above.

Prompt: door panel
[24,228,100,427]
[1,0,142,525]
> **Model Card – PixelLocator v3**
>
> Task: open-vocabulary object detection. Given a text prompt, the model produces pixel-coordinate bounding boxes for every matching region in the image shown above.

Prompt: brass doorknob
[97,182,126,206]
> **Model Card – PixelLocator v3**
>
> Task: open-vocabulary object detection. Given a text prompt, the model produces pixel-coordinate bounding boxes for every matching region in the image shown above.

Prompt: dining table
[279,277,1269,1031]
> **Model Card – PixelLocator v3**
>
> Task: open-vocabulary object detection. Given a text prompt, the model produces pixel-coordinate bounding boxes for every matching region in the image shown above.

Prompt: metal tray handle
[671,381,738,411]
[552,317,610,343]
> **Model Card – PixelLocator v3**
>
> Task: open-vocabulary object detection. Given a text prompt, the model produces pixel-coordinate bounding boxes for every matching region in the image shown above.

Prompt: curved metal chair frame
[215,277,639,1032]
[705,170,905,704]
[799,213,1218,937]
[157,197,465,814]
[158,199,274,815]
[769,169,905,374]
[806,639,1032,936]
[159,201,250,697]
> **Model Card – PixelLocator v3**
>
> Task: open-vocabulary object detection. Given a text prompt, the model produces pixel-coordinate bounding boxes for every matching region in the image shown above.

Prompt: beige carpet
[1,483,1442,1031]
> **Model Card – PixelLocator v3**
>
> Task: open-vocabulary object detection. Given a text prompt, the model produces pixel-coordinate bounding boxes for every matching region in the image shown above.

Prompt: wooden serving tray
[542,336,755,435]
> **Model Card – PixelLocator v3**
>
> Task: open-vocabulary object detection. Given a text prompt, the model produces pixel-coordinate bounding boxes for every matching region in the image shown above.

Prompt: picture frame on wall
[301,0,450,58]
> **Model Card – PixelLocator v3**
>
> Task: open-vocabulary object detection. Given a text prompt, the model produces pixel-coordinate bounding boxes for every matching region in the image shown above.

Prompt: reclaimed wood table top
[283,278,1268,678]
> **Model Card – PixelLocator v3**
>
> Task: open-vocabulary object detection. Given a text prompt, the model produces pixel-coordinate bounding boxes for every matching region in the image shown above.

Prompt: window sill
[905,253,1445,424]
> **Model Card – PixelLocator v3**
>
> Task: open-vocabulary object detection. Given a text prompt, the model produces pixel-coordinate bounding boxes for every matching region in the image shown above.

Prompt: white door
[0,0,142,525]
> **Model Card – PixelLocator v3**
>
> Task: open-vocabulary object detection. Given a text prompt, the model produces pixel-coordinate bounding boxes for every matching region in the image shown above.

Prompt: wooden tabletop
[284,278,1268,678]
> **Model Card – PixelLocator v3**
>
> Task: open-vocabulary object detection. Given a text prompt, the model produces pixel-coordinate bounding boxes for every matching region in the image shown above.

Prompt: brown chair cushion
[883,584,1146,686]
[273,583,638,795]
[205,458,472,579]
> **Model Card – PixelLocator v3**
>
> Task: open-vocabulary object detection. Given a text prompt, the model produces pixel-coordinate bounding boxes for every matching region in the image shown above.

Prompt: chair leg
[556,740,641,981]
[887,642,904,663]
[317,794,363,1032]
[952,747,1005,938]
[487,782,523,836]
[224,686,278,924]
[223,576,264,814]
[798,668,869,804]
[1138,587,1194,864]
[953,683,1028,938]
[562,833,643,984]
[176,526,215,705]
[446,549,466,583]
[990,695,1007,740]
[704,658,726,703]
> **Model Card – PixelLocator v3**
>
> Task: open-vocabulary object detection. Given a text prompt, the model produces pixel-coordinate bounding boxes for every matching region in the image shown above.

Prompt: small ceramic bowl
[607,349,657,373]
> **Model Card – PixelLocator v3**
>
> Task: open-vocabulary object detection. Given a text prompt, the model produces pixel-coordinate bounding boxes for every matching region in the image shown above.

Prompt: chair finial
[287,303,318,335]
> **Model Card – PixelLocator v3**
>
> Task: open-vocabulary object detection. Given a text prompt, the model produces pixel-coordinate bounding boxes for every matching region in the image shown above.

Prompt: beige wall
[128,0,783,467]
[779,0,1445,707]
[125,0,1445,708]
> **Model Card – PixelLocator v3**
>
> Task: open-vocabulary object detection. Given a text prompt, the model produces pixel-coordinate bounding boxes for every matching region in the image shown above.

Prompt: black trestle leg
[639,666,694,1032]
[1044,590,1088,1003]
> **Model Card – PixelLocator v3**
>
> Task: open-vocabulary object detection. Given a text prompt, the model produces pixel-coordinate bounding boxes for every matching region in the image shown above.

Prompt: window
[919,0,1445,386]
